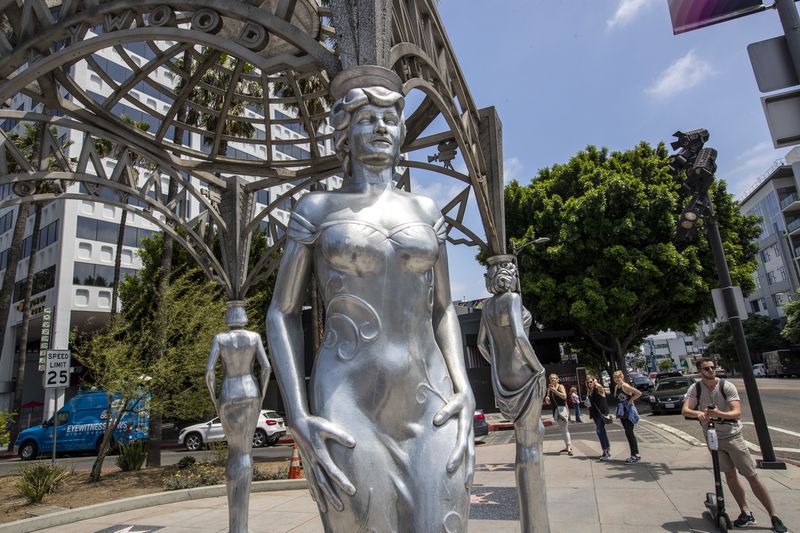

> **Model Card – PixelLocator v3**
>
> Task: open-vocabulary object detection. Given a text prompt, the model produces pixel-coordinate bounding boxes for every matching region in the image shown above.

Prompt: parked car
[631,374,654,393]
[763,349,800,377]
[178,410,286,451]
[473,410,489,437]
[753,363,767,377]
[15,390,150,461]
[715,367,728,378]
[648,376,695,415]
[655,370,683,381]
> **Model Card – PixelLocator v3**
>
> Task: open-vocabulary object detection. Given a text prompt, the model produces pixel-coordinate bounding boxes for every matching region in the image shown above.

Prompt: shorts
[716,433,757,478]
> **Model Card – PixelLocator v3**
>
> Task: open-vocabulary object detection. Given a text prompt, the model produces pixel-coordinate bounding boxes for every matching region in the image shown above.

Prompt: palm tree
[94,115,154,318]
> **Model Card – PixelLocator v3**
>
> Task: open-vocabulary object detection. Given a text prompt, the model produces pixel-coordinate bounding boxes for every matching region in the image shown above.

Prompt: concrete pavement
[1,415,798,533]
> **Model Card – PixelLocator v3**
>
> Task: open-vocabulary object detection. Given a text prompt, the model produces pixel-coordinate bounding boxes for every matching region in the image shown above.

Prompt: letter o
[192,9,223,35]
[148,5,176,27]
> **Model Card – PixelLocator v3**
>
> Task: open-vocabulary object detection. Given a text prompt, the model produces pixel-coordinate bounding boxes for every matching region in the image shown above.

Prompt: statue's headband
[330,65,403,100]
[486,254,516,267]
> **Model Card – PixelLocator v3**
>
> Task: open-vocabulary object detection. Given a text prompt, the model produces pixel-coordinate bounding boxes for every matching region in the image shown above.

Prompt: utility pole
[671,130,785,469]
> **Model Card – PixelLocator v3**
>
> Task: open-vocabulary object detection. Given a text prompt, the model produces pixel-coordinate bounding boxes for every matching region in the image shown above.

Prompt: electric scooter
[703,411,731,532]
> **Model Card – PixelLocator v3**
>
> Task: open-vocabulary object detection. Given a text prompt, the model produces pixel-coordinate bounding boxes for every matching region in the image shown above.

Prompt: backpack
[693,379,727,409]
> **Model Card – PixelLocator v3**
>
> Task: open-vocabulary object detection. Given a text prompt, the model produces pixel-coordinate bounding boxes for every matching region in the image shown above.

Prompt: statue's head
[225,300,248,328]
[329,67,405,176]
[485,255,519,294]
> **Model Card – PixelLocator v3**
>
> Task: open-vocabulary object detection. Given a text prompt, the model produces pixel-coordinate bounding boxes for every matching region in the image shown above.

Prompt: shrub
[0,410,14,448]
[177,455,197,469]
[116,440,147,471]
[207,441,228,466]
[163,463,223,490]
[15,463,71,503]
[253,465,288,481]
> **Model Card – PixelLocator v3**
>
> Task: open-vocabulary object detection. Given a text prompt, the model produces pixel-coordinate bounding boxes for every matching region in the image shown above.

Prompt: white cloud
[719,142,788,197]
[413,180,465,209]
[503,157,524,183]
[607,0,652,30]
[645,50,717,99]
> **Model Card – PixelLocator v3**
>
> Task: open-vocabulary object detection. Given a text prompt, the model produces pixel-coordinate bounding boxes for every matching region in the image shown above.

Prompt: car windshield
[633,376,649,383]
[265,411,280,418]
[655,379,690,391]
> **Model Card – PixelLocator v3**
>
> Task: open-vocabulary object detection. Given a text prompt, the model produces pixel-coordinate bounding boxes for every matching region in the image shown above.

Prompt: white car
[179,410,286,451]
[753,363,767,377]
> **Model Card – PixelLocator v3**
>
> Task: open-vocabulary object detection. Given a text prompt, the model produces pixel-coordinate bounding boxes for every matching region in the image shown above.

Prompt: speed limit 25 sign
[43,350,71,389]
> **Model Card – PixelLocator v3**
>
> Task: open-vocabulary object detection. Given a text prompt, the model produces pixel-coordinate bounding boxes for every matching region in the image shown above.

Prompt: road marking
[741,421,800,438]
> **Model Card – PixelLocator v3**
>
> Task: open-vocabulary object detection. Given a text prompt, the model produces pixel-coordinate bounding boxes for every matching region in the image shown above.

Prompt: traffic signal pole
[704,205,785,469]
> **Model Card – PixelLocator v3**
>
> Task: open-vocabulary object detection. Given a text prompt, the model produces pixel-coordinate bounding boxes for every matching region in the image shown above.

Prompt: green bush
[163,463,222,490]
[177,455,196,469]
[116,440,147,471]
[0,411,14,448]
[15,463,71,503]
[207,441,228,466]
[253,465,288,481]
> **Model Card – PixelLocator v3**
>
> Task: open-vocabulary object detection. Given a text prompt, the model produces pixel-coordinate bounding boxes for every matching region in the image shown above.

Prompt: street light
[511,235,550,257]
[670,129,785,469]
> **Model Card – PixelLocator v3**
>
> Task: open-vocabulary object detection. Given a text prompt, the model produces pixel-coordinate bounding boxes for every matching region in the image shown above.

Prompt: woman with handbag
[585,375,611,461]
[613,370,642,463]
[545,373,572,455]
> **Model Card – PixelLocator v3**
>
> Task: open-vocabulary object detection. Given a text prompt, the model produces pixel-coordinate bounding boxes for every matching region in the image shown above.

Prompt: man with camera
[682,357,787,532]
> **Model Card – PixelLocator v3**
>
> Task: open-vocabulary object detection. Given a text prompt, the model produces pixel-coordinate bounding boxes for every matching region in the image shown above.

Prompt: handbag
[556,405,569,422]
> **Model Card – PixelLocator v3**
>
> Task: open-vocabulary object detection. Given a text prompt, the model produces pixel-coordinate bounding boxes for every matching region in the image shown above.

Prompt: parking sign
[43,350,71,389]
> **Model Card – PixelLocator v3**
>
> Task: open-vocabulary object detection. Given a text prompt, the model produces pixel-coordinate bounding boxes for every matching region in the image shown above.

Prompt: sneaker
[733,511,756,528]
[624,456,637,463]
[771,516,787,533]
[599,453,610,462]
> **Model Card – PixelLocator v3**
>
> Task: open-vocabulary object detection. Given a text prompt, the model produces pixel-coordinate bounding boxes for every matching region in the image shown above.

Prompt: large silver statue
[206,301,271,533]
[266,66,475,532]
[478,256,549,533]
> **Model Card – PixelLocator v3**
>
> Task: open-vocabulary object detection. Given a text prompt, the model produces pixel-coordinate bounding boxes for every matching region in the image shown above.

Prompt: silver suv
[179,410,286,451]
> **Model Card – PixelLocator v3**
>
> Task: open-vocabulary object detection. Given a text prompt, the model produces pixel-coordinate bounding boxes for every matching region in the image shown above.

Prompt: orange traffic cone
[288,444,303,479]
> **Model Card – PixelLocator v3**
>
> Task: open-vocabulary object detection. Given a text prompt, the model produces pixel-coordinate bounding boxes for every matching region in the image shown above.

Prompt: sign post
[43,350,71,464]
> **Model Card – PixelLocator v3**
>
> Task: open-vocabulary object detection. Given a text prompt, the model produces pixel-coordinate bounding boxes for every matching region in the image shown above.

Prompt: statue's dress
[288,206,469,533]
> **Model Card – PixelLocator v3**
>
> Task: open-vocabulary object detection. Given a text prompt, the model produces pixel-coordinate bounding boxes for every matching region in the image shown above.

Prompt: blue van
[14,390,150,460]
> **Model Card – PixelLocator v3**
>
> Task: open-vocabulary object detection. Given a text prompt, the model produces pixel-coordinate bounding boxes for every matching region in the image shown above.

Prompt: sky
[420,0,794,301]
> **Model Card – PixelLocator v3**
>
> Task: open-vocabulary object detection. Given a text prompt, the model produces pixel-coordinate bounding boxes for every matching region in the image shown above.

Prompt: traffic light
[676,196,708,239]
[669,129,709,173]
[685,147,717,195]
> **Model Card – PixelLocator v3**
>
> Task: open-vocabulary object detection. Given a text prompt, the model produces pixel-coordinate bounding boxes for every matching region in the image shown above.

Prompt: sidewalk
[2,419,798,533]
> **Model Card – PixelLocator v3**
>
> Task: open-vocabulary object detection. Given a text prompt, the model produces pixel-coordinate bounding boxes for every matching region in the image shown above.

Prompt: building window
[0,211,13,234]
[76,216,155,247]
[72,262,136,287]
[13,265,56,302]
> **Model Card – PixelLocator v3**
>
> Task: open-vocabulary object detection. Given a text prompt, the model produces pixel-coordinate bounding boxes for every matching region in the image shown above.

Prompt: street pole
[704,205,785,469]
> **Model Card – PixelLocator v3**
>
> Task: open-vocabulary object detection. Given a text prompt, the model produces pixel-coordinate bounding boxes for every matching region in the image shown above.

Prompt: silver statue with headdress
[206,301,271,533]
[478,255,549,533]
[266,65,474,532]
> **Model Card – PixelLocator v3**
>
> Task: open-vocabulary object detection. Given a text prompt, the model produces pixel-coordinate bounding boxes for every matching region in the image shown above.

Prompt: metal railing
[781,192,800,209]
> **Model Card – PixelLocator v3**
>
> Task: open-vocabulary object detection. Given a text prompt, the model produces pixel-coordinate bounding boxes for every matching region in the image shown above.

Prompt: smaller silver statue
[477,256,549,533]
[206,301,271,533]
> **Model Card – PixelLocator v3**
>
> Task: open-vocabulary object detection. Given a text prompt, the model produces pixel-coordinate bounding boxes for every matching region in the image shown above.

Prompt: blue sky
[424,0,793,301]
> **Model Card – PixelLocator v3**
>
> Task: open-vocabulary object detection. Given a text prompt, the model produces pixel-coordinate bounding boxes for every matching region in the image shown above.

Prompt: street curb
[639,419,706,447]
[0,478,308,533]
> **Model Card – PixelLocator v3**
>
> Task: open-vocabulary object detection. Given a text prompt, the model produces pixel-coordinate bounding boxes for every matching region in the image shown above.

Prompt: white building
[641,330,701,373]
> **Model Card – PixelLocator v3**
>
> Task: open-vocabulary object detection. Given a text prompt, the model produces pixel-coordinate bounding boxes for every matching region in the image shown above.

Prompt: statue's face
[347,103,402,167]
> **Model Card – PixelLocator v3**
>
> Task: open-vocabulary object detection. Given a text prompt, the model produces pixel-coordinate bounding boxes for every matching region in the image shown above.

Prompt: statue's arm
[431,242,475,484]
[509,294,544,374]
[255,336,271,402]
[206,335,221,413]
[265,238,312,424]
[477,316,492,364]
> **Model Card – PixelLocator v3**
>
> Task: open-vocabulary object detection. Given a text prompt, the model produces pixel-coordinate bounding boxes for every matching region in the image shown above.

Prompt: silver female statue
[266,66,475,532]
[206,301,271,533]
[477,256,549,533]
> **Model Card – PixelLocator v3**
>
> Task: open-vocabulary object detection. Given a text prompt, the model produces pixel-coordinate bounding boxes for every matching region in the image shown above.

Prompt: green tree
[74,267,227,480]
[657,358,674,372]
[506,143,760,374]
[706,314,789,372]
[781,292,800,344]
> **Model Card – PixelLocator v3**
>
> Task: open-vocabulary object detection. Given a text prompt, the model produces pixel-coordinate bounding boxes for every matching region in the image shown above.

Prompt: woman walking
[569,386,583,423]
[613,370,642,463]
[545,373,572,455]
[585,375,610,461]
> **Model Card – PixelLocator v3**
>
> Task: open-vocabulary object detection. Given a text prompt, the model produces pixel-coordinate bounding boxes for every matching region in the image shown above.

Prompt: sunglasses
[700,366,716,372]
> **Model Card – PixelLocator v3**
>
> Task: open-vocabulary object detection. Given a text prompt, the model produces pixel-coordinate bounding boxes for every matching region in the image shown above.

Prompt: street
[0,442,293,476]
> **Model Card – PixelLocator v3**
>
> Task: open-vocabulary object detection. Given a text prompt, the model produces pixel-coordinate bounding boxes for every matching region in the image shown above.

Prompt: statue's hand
[291,414,356,513]
[433,390,475,486]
